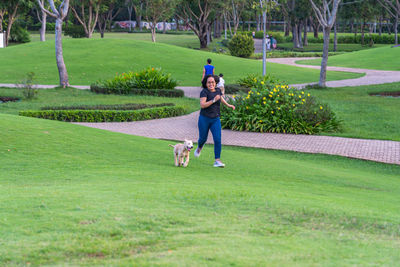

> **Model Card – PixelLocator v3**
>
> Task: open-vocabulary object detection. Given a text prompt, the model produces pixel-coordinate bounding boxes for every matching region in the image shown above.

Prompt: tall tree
[37,0,70,87]
[176,0,220,49]
[35,0,48,41]
[1,0,31,47]
[70,0,102,38]
[98,0,123,38]
[143,0,176,42]
[377,0,400,44]
[309,0,341,87]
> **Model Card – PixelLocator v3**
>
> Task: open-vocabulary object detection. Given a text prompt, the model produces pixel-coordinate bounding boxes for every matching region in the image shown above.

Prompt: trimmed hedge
[40,103,174,111]
[90,84,184,97]
[20,106,186,122]
[252,51,343,59]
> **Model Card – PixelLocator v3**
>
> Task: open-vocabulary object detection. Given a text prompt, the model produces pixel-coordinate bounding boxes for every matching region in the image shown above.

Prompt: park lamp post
[0,31,5,48]
[260,0,267,76]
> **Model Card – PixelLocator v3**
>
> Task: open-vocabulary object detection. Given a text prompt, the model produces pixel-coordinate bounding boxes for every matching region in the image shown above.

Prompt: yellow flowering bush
[221,78,340,134]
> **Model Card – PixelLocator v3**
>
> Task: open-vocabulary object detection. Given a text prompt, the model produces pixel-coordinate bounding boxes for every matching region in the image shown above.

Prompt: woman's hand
[229,104,235,110]
[213,95,221,102]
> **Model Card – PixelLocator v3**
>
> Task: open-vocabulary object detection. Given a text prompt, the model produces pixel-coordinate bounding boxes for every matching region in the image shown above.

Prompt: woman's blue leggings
[197,115,222,159]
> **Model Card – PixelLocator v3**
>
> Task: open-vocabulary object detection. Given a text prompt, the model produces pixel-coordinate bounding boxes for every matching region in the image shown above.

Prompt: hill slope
[0,38,362,86]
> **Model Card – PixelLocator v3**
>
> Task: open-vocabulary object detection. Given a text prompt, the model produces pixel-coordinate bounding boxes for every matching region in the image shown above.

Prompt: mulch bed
[0,96,20,103]
[369,91,400,97]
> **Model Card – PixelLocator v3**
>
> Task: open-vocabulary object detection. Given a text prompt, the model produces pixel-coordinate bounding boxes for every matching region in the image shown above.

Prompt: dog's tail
[168,144,175,148]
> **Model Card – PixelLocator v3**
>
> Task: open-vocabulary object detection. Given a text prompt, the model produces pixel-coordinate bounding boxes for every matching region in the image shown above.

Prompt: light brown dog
[169,139,194,167]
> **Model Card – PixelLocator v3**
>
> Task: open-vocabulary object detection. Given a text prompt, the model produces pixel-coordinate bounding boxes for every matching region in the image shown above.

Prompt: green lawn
[0,38,362,86]
[305,82,400,141]
[1,112,400,266]
[297,45,400,71]
[30,32,203,49]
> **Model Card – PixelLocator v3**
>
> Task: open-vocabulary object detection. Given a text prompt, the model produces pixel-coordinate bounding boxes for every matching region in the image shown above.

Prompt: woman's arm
[221,96,235,110]
[202,68,205,80]
[200,96,220,109]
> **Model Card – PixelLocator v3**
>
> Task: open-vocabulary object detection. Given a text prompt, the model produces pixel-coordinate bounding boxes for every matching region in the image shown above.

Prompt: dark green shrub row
[29,22,60,32]
[252,51,343,59]
[221,77,340,134]
[285,34,397,44]
[41,103,174,111]
[64,25,86,38]
[239,31,284,43]
[90,84,184,97]
[20,106,186,122]
[0,96,20,103]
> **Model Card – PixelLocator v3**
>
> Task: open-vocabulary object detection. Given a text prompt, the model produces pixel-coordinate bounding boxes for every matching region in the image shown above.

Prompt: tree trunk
[298,21,303,48]
[395,15,399,45]
[379,16,382,36]
[333,22,337,52]
[319,27,331,87]
[256,14,260,31]
[285,18,290,36]
[151,27,156,42]
[40,10,47,42]
[128,6,133,32]
[303,18,308,46]
[5,4,19,46]
[55,18,69,88]
[292,23,301,48]
[361,19,365,45]
[163,21,167,33]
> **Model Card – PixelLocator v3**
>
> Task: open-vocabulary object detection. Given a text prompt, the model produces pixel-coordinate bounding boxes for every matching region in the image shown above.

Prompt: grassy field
[0,38,363,86]
[1,112,400,266]
[305,82,400,141]
[30,32,203,49]
[297,45,400,71]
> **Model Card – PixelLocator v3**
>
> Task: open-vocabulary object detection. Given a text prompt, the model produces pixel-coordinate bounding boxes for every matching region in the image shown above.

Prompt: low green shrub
[18,72,38,100]
[221,78,340,134]
[9,26,31,43]
[252,51,344,59]
[41,103,174,111]
[64,24,86,38]
[92,68,181,97]
[20,106,186,122]
[228,34,254,58]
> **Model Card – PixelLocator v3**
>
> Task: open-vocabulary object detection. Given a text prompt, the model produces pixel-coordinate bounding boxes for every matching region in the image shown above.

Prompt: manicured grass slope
[0,38,362,86]
[297,45,400,70]
[1,113,400,265]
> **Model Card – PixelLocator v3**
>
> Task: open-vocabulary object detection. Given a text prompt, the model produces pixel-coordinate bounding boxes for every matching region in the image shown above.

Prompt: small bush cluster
[221,77,340,134]
[91,68,182,97]
[288,34,398,45]
[239,31,284,43]
[18,72,38,100]
[228,34,255,58]
[41,103,174,111]
[64,25,86,38]
[9,26,31,43]
[20,106,186,122]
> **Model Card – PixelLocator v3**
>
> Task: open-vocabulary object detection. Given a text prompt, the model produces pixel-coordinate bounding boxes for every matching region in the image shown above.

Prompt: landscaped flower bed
[221,75,340,134]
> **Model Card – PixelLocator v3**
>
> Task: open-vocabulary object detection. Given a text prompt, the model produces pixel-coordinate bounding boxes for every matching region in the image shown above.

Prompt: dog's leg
[174,153,178,166]
[183,153,189,167]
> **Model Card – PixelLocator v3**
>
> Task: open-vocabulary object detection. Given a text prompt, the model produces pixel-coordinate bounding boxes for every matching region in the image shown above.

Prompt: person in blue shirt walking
[202,58,215,81]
